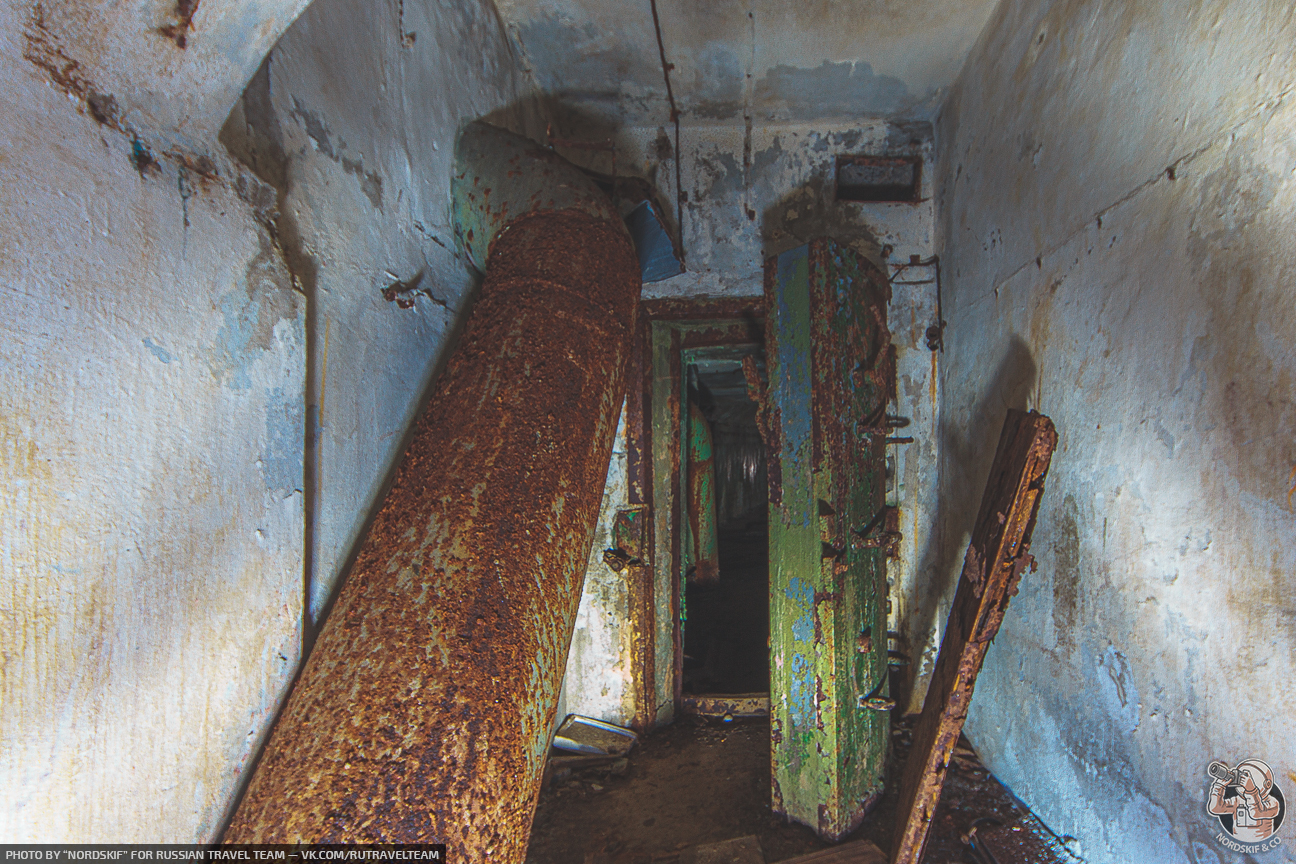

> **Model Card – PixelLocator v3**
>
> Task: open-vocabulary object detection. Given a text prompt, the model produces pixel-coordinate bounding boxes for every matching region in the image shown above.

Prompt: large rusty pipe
[224,123,640,859]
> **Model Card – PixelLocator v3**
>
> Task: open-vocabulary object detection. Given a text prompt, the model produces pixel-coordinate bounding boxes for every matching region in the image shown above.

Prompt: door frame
[626,297,765,727]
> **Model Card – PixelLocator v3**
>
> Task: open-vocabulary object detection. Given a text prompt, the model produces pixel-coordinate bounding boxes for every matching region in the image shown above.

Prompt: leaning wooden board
[891,409,1058,864]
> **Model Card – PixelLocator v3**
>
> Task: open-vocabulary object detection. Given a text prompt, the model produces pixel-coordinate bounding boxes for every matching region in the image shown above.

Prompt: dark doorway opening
[681,353,769,696]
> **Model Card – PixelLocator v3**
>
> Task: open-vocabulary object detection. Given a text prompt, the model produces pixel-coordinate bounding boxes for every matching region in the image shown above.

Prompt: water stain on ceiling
[496,0,1003,126]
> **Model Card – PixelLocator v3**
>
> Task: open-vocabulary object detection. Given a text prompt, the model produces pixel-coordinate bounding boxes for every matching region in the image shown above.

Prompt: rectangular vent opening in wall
[836,156,921,203]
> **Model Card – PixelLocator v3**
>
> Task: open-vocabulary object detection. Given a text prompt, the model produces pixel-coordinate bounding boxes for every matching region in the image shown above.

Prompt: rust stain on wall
[158,0,200,49]
[22,3,115,129]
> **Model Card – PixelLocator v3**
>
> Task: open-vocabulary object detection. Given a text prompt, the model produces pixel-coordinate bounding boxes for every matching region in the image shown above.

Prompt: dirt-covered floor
[524,713,1039,863]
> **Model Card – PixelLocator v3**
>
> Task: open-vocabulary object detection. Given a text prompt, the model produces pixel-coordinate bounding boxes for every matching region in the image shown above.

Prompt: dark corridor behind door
[682,354,769,696]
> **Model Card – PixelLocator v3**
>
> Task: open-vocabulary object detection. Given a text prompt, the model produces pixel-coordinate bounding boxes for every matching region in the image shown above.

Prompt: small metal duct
[224,122,640,860]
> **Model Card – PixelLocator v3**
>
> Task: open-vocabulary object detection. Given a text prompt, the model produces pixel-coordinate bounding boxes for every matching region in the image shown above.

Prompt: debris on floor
[963,814,1082,864]
[526,713,1067,864]
[554,714,639,756]
[679,835,765,864]
[775,840,886,863]
[680,693,770,720]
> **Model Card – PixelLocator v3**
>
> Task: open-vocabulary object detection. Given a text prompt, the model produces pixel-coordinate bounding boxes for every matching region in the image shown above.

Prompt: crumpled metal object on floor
[553,715,639,756]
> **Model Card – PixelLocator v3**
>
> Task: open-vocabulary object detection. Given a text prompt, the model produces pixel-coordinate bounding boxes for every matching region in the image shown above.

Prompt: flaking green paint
[683,378,719,584]
[767,240,889,840]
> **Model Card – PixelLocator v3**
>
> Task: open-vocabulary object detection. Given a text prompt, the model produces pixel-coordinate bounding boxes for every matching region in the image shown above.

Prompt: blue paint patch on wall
[210,233,299,389]
[1097,644,1141,735]
[513,17,660,117]
[142,338,173,364]
[262,386,303,495]
[214,290,258,389]
[754,61,914,119]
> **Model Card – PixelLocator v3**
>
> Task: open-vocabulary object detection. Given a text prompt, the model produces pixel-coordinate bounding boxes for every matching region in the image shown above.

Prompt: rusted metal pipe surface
[225,202,640,853]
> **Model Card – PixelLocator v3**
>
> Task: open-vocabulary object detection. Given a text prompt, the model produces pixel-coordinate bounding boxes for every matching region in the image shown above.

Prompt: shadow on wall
[759,180,885,265]
[759,121,931,263]
[901,334,1037,711]
[516,101,685,253]
[219,55,323,645]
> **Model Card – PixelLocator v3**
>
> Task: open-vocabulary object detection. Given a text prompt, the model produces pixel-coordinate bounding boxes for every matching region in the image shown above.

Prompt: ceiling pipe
[224,122,641,860]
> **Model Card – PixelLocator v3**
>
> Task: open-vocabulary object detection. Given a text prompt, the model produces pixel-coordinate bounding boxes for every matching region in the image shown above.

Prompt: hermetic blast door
[764,239,893,840]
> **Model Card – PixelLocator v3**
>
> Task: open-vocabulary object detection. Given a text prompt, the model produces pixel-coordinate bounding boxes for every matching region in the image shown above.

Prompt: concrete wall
[14,0,313,152]
[554,408,635,729]
[557,119,942,726]
[223,0,543,625]
[4,0,538,841]
[937,1,1296,860]
[1,1,304,840]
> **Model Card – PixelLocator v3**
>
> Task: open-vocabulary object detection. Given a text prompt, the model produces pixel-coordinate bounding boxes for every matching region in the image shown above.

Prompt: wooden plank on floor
[890,409,1058,864]
[775,839,886,864]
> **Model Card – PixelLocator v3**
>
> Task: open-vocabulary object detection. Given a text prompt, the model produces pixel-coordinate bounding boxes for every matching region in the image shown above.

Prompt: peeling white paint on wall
[223,0,545,622]
[937,1,1296,860]
[0,5,304,839]
[14,0,314,152]
[555,406,634,728]
[3,0,541,840]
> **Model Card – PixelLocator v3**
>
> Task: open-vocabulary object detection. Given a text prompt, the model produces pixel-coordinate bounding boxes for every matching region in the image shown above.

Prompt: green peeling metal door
[764,239,893,840]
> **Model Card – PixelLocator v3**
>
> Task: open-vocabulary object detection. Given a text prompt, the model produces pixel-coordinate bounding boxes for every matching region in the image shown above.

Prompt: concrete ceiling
[495,0,1004,127]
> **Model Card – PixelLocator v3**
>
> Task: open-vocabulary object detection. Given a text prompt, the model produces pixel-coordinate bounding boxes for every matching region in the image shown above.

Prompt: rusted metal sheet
[225,199,640,857]
[685,400,719,584]
[765,240,892,841]
[680,693,769,719]
[891,410,1057,864]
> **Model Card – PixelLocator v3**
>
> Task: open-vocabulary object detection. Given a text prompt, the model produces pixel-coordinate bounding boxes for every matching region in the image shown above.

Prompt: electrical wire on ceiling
[649,0,684,264]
